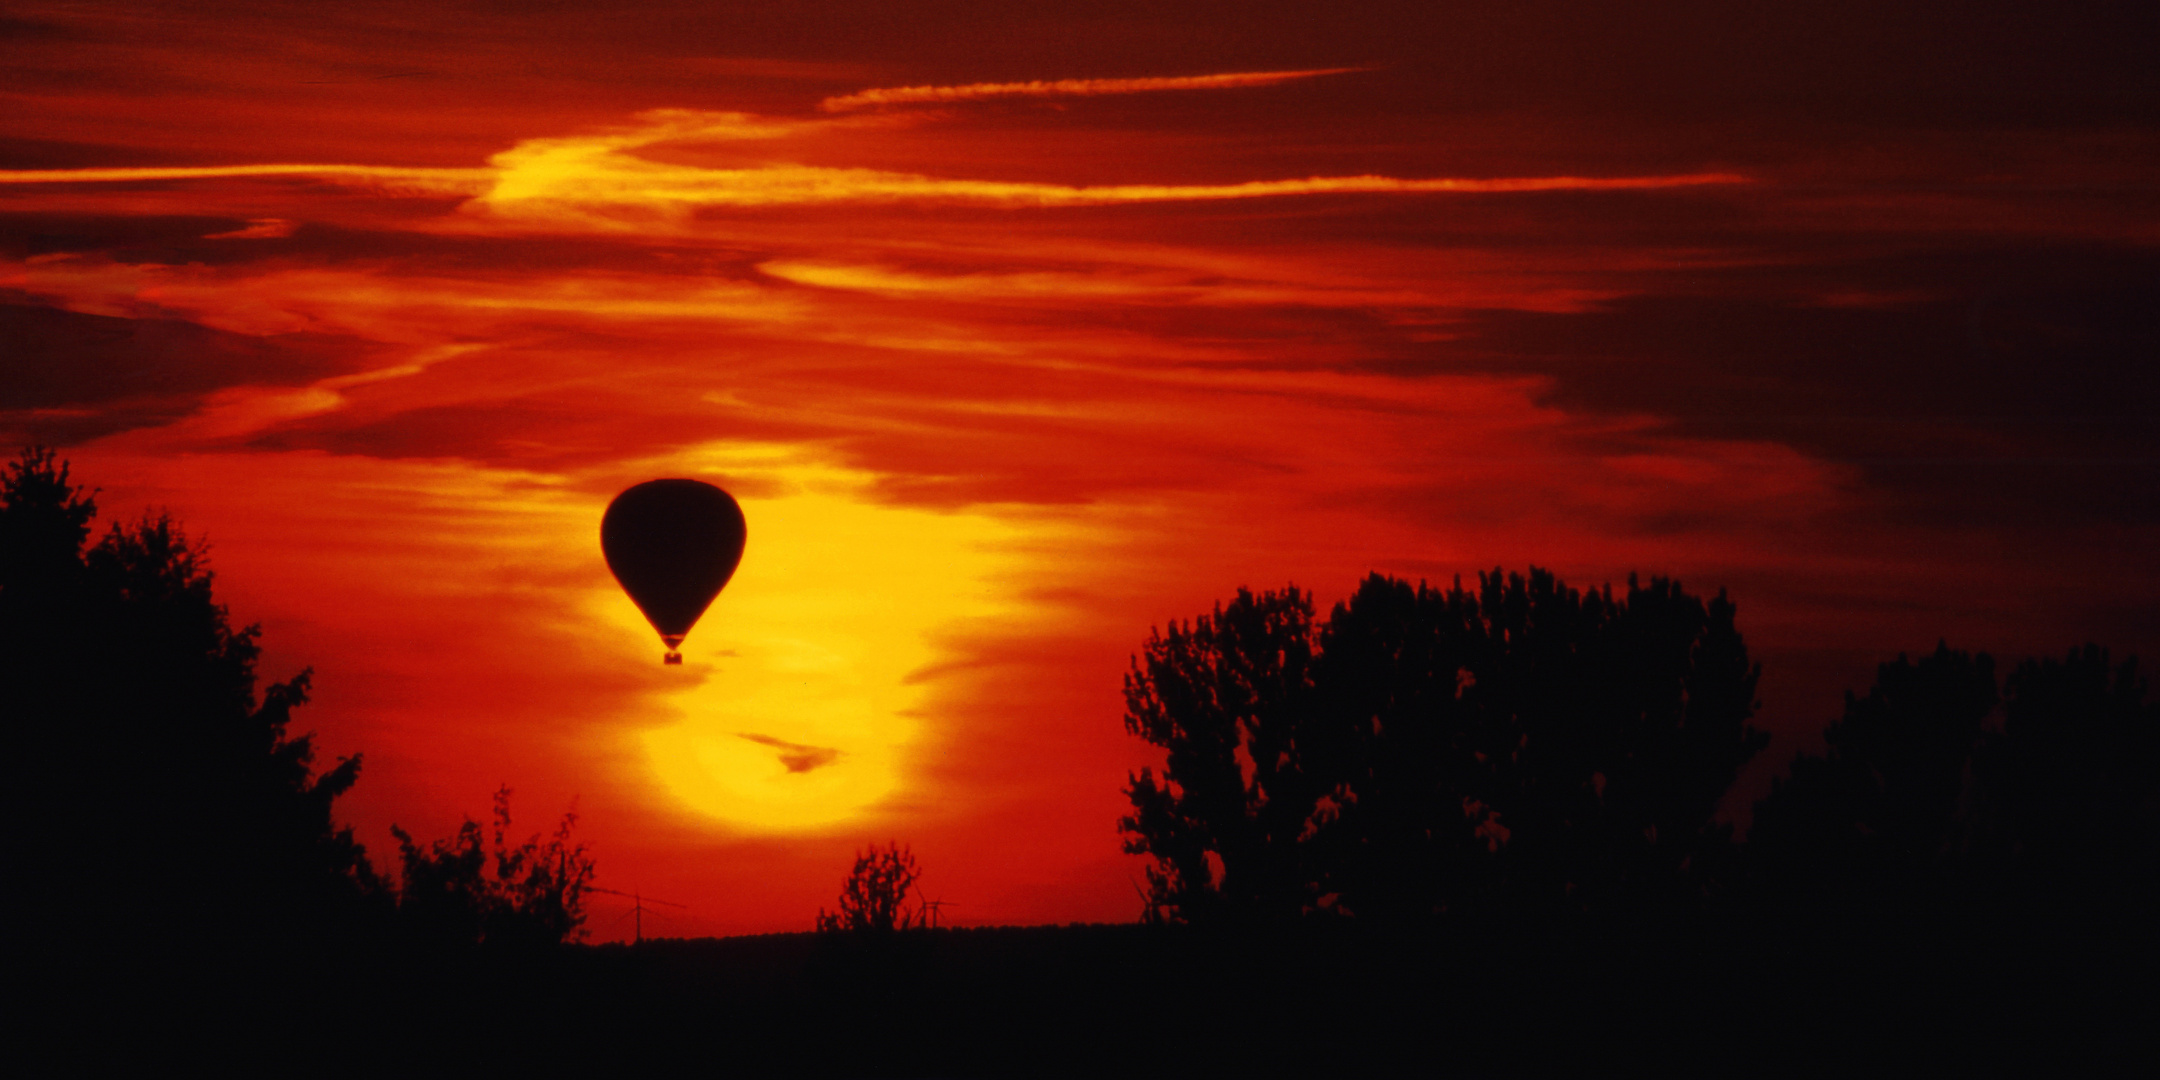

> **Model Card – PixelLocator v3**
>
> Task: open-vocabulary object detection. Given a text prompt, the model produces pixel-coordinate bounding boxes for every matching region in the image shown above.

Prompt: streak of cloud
[476,150,1746,225]
[755,259,1611,312]
[449,109,1750,231]
[819,68,1366,112]
[0,108,1745,232]
[0,164,492,195]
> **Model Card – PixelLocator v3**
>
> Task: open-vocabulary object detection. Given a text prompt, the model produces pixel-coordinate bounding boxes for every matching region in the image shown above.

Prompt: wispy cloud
[755,258,1612,312]
[820,67,1364,112]
[0,107,1745,232]
[465,110,1743,225]
[13,157,1742,219]
[468,109,1736,225]
[474,157,1747,225]
[0,163,491,195]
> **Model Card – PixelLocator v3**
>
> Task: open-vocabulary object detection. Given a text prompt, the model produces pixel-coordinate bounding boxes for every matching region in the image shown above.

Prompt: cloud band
[821,68,1364,112]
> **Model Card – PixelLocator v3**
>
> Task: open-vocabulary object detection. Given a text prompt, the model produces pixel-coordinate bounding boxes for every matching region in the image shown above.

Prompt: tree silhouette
[1749,639,2160,908]
[1972,645,2160,885]
[817,842,923,933]
[2,446,624,1071]
[391,786,596,950]
[1120,587,1326,926]
[1750,644,1999,887]
[0,446,380,952]
[1121,569,1766,924]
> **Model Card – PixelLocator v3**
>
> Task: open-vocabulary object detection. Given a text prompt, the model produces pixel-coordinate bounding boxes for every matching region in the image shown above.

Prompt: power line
[920,898,954,929]
[588,885,685,944]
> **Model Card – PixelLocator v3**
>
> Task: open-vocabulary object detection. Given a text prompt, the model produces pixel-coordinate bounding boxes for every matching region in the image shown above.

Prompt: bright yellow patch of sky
[627,443,1035,833]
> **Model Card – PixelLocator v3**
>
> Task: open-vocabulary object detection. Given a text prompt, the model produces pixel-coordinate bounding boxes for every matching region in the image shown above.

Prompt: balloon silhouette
[601,479,746,664]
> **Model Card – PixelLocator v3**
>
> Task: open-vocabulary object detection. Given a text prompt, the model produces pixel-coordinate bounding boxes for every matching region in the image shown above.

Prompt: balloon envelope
[600,479,746,656]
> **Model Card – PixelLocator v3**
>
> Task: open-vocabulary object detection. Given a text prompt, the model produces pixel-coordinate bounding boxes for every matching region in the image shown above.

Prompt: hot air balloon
[601,479,746,664]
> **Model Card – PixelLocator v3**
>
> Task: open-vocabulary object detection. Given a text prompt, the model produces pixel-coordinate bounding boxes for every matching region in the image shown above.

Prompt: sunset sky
[5,2,2156,938]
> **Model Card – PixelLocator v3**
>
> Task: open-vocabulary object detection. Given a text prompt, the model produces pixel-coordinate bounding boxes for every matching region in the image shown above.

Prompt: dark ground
[31,895,2153,1077]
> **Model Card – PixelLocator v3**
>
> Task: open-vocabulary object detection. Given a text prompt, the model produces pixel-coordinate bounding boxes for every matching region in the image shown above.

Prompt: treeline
[0,447,592,969]
[1122,573,2160,925]
[1753,641,2160,895]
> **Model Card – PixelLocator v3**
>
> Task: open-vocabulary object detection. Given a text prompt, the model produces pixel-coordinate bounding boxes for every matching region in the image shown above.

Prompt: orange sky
[5,2,2157,938]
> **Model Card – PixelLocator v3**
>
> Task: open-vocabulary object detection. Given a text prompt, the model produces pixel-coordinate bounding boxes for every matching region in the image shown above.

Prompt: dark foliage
[3,446,596,972]
[1120,586,1325,926]
[1756,641,2160,896]
[1751,644,1999,886]
[1,446,381,952]
[3,446,618,1070]
[1121,568,1766,924]
[1976,646,2160,879]
[816,841,923,933]
[391,786,596,950]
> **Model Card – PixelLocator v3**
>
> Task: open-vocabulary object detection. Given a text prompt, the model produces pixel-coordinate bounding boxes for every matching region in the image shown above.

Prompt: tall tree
[1310,574,1496,922]
[1121,569,1766,924]
[0,446,379,952]
[1121,588,1326,925]
[1973,645,2160,883]
[1322,570,1765,918]
[1749,644,1999,887]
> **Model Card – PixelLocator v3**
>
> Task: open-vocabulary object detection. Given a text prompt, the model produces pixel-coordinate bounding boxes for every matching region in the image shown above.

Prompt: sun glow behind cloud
[13,24,2150,941]
[630,444,1042,833]
[0,86,1795,867]
[0,88,1814,860]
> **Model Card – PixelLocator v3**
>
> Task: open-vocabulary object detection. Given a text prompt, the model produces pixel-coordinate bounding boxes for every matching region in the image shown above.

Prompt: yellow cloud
[469,109,1747,225]
[1,106,1746,234]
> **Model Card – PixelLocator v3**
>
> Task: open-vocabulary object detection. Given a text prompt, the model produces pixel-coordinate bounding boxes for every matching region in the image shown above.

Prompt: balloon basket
[664,651,683,665]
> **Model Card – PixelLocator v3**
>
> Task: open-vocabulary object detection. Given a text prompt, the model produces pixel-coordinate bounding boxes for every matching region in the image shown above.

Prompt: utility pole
[920,898,953,929]
[589,885,686,944]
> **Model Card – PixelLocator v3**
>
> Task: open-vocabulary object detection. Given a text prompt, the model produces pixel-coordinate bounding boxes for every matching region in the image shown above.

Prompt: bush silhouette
[391,786,596,950]
[1122,568,1766,925]
[817,842,923,933]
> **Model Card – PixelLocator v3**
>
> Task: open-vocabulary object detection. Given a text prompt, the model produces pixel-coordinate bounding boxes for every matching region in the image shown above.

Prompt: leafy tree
[1121,569,1766,924]
[1305,575,1494,922]
[1750,644,1999,885]
[1972,645,2160,882]
[816,842,923,933]
[390,786,596,950]
[0,446,380,949]
[1748,638,2160,903]
[1120,588,1326,926]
